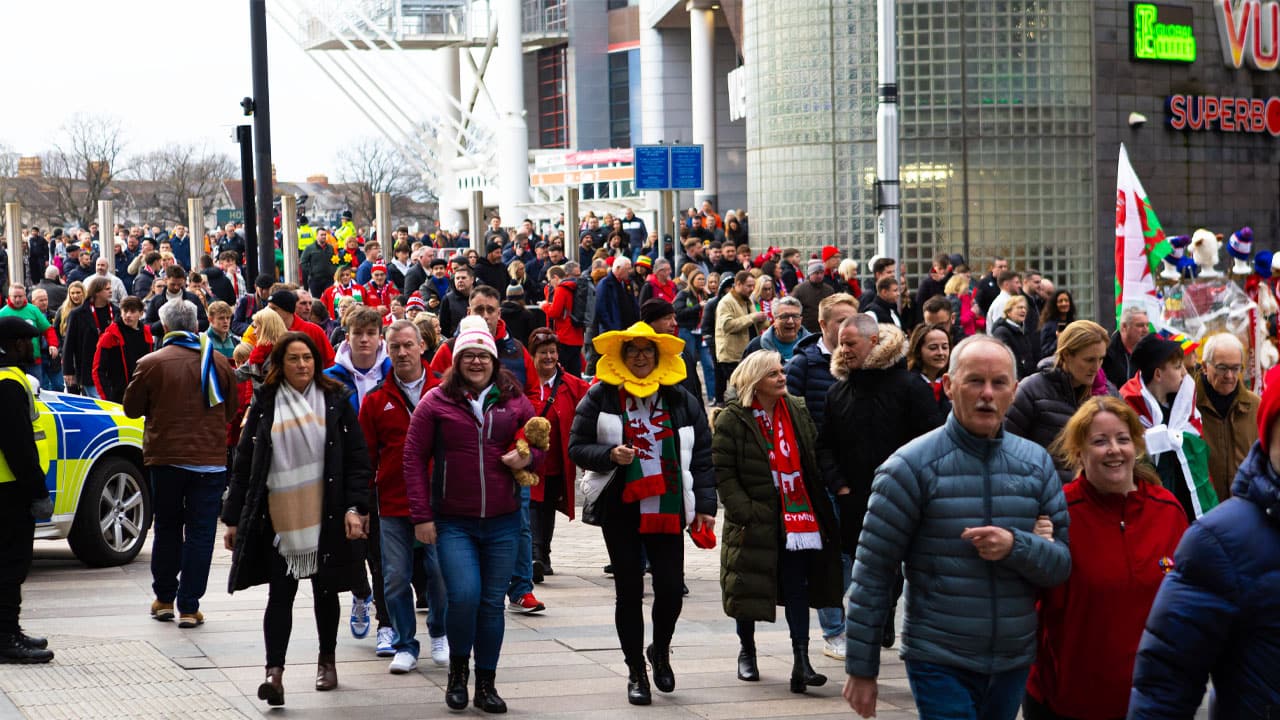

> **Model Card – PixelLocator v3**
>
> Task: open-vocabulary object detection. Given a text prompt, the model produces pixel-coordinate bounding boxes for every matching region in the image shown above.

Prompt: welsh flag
[1115,144,1173,326]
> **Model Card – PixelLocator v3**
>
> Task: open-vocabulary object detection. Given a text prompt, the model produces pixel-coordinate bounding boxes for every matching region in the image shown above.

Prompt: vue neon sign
[1216,0,1280,70]
[1132,3,1197,63]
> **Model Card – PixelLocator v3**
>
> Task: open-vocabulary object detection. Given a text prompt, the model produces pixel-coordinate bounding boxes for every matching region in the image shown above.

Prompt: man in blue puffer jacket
[1128,365,1280,719]
[843,335,1071,720]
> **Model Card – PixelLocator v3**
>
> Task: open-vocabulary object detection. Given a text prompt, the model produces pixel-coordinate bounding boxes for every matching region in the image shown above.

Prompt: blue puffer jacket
[784,333,835,431]
[1128,442,1280,719]
[845,414,1072,678]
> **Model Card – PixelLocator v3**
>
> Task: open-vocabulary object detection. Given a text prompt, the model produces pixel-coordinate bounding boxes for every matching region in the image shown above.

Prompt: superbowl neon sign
[1216,0,1280,70]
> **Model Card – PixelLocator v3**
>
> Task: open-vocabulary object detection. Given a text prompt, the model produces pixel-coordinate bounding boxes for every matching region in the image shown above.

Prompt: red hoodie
[359,358,440,517]
[1026,476,1188,718]
[542,279,585,347]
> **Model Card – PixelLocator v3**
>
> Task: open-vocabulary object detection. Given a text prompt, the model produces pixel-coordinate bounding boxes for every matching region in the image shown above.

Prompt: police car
[31,384,150,567]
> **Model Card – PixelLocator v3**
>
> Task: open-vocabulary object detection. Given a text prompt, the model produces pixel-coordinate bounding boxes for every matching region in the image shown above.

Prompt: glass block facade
[745,0,1097,315]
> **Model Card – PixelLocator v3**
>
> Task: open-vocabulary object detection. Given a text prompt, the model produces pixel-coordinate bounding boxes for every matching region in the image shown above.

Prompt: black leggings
[734,549,815,646]
[264,550,340,668]
[601,500,684,667]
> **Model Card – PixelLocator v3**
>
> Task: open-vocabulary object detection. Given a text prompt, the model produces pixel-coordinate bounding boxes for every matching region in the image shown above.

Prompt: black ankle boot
[789,639,827,693]
[473,668,507,713]
[16,629,47,650]
[627,661,652,705]
[0,633,53,664]
[646,643,674,693]
[736,644,759,681]
[445,656,470,710]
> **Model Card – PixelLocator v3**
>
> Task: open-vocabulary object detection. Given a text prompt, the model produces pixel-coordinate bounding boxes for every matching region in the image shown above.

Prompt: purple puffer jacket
[403,384,542,523]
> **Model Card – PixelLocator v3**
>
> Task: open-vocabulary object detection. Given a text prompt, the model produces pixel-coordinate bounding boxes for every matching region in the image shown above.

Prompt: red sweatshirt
[359,359,440,517]
[1026,476,1188,718]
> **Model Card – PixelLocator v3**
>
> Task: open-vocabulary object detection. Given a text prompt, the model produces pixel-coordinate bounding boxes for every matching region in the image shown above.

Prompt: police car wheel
[67,458,152,567]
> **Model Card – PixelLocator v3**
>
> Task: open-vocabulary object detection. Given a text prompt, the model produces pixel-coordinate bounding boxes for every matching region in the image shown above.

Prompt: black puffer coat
[991,317,1036,379]
[784,333,836,432]
[222,382,371,593]
[1004,367,1086,484]
[713,395,842,621]
[819,325,944,553]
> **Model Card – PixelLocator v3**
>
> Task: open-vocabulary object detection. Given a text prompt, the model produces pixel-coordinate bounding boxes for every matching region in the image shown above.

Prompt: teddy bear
[510,416,552,488]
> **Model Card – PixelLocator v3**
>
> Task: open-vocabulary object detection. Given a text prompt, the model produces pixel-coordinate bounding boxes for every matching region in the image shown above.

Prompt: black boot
[0,633,53,664]
[736,644,759,682]
[646,643,674,693]
[473,668,507,714]
[16,629,47,650]
[445,656,470,710]
[627,661,652,705]
[789,639,827,693]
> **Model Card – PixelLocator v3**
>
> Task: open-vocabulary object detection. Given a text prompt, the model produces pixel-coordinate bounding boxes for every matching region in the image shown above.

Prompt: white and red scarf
[751,399,822,550]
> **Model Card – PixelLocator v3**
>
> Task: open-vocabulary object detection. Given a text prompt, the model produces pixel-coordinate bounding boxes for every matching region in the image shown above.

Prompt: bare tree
[126,143,236,224]
[42,114,127,228]
[335,137,435,226]
[0,143,18,205]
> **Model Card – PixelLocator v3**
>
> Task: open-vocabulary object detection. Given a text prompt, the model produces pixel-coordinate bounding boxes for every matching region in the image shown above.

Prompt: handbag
[579,468,620,527]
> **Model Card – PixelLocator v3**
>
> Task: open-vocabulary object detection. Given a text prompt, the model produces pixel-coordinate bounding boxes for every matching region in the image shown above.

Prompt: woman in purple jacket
[404,316,542,714]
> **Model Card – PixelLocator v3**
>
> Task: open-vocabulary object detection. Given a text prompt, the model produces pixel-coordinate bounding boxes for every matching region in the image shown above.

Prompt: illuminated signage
[1166,94,1280,135]
[1132,3,1197,63]
[1216,0,1280,70]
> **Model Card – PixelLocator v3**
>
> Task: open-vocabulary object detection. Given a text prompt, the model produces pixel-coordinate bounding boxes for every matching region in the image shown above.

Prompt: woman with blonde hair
[750,275,777,323]
[236,309,289,388]
[713,350,840,691]
[54,280,86,340]
[1006,319,1112,482]
[836,258,862,298]
[945,269,981,336]
[1025,397,1187,719]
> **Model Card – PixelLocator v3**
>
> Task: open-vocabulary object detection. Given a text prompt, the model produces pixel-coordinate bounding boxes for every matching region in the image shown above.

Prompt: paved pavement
[4,516,920,720]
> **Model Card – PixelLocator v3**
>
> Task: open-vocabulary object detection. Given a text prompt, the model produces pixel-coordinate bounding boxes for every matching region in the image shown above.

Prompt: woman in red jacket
[524,328,589,583]
[1025,396,1189,719]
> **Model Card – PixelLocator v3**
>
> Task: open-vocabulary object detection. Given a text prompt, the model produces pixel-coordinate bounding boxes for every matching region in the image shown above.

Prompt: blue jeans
[149,466,224,614]
[82,385,100,399]
[696,335,716,402]
[904,660,1030,720]
[436,511,520,670]
[507,485,533,602]
[41,365,64,392]
[381,516,447,657]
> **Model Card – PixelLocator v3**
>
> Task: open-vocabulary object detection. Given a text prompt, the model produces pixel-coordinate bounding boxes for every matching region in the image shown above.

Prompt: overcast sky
[1,0,385,181]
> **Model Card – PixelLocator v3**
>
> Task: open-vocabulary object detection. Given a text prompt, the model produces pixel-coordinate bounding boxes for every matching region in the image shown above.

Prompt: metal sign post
[5,203,20,290]
[98,201,115,274]
[187,198,204,271]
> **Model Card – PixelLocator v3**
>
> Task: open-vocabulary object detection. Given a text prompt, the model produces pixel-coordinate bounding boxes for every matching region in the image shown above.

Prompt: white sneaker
[375,626,397,657]
[350,595,371,639]
[389,650,418,674]
[823,636,846,660]
[430,635,449,666]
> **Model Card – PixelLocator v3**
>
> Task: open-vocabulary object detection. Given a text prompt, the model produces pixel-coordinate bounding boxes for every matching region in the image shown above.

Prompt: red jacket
[363,280,399,311]
[359,360,440,517]
[92,321,153,402]
[289,314,335,368]
[542,279,585,347]
[526,369,589,517]
[1026,476,1188,718]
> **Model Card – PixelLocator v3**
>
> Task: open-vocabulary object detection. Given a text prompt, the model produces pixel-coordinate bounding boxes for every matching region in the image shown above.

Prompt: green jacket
[712,394,842,622]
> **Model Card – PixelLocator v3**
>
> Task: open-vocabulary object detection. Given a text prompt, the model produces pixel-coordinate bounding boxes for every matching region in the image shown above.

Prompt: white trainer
[430,635,450,666]
[822,637,846,660]
[375,626,397,657]
[389,650,418,674]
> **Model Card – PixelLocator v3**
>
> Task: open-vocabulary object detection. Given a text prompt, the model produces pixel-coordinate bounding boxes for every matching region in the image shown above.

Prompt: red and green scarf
[619,389,683,534]
[752,398,823,551]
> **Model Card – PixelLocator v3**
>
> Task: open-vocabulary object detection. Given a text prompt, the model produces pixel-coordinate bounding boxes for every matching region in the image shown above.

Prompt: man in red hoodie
[359,320,446,675]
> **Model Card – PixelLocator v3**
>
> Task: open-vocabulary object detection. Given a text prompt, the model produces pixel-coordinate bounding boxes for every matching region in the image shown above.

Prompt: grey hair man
[124,297,238,630]
[741,296,810,363]
[1102,305,1150,388]
[843,334,1070,720]
[1196,332,1258,502]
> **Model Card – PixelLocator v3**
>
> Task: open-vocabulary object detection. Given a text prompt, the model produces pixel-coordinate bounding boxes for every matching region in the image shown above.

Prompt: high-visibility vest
[297,224,317,251]
[0,366,52,484]
[335,221,357,244]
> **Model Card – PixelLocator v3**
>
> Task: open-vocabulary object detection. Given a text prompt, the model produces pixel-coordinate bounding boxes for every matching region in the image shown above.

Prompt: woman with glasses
[1194,333,1258,502]
[569,321,716,706]
[403,316,542,714]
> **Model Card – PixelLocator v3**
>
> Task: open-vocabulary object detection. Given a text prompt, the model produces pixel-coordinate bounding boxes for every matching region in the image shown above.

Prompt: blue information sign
[633,145,670,191]
[669,145,704,190]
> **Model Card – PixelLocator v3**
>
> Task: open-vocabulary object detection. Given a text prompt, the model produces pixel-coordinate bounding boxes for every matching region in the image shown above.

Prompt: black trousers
[557,344,583,377]
[0,483,34,635]
[735,548,817,645]
[601,500,684,667]
[530,474,565,567]
[714,362,738,404]
[1022,693,1116,720]
[264,549,340,668]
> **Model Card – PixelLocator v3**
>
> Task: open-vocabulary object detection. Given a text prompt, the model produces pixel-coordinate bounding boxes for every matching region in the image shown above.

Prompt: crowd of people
[0,210,1275,720]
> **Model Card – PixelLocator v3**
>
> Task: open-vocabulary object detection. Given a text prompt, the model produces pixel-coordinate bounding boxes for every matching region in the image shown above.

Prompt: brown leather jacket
[123,344,238,466]
[1195,372,1259,502]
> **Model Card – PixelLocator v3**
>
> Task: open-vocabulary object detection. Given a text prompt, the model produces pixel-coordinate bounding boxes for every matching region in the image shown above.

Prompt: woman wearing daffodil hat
[569,320,716,706]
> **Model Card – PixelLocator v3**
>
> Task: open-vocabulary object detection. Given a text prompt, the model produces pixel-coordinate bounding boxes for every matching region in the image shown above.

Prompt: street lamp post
[249,0,276,281]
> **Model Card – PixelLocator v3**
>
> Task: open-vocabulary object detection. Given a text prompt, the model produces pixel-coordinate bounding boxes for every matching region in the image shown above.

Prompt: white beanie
[455,316,497,359]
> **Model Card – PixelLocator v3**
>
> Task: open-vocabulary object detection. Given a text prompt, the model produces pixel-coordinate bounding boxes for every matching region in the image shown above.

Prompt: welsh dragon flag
[1115,144,1173,326]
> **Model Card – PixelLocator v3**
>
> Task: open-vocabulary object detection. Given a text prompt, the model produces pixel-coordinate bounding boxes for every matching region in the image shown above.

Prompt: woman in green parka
[712,350,842,693]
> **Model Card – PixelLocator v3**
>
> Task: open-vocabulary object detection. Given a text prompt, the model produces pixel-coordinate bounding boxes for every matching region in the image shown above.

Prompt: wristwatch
[345,506,360,515]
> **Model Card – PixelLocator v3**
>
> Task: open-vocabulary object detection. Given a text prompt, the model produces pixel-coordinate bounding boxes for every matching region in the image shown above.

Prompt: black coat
[473,258,509,290]
[991,318,1036,379]
[203,266,236,307]
[63,302,119,385]
[437,288,470,338]
[1004,367,1086,483]
[819,354,943,553]
[784,333,836,432]
[1102,331,1135,389]
[222,383,371,593]
[402,263,428,297]
[145,291,209,340]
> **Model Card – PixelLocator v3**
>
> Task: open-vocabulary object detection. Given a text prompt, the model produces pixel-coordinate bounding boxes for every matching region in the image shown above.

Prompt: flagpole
[875,0,900,265]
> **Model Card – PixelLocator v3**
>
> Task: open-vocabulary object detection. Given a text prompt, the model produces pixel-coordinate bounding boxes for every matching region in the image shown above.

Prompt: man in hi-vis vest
[0,316,54,663]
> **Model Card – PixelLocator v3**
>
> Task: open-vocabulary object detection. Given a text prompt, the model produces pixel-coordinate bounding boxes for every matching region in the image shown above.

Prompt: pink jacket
[403,382,543,523]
